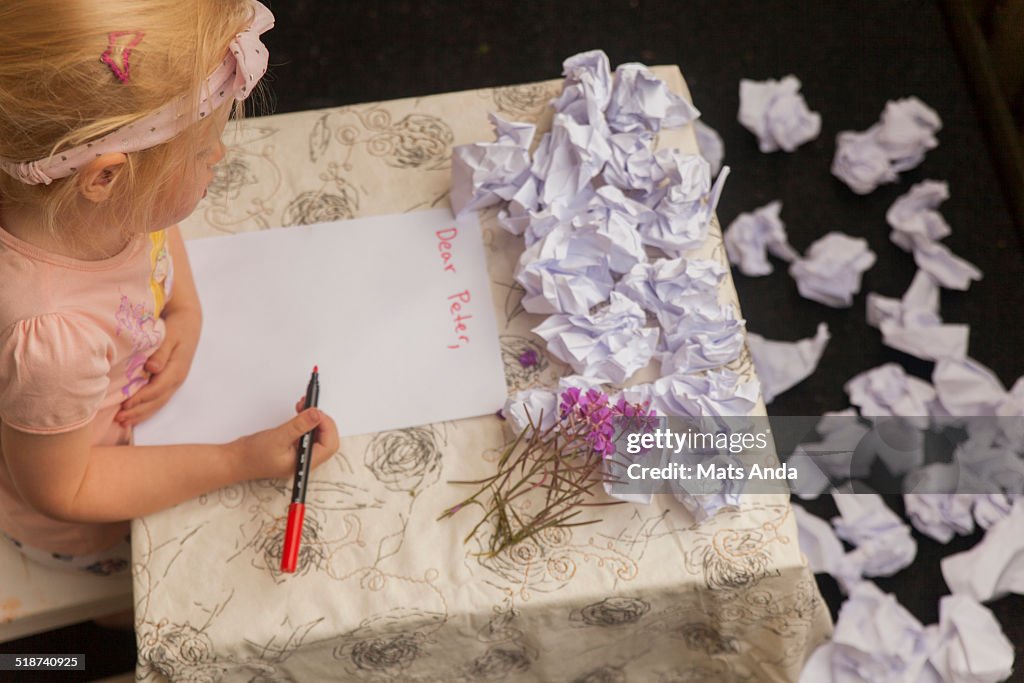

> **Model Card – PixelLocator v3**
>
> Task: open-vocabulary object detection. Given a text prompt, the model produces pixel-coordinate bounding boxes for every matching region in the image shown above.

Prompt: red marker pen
[281,366,320,573]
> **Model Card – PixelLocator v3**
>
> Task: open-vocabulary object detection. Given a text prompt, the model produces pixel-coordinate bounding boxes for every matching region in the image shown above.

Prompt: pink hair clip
[0,1,273,186]
[100,30,145,83]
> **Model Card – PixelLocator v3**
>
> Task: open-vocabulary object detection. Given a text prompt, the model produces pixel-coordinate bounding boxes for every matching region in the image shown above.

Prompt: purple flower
[587,431,614,457]
[518,349,539,367]
[560,387,582,416]
[613,399,658,438]
[557,388,658,458]
[584,388,607,409]
[615,398,636,418]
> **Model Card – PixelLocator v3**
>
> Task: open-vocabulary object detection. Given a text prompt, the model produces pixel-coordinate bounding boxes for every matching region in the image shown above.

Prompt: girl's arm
[1,405,339,523]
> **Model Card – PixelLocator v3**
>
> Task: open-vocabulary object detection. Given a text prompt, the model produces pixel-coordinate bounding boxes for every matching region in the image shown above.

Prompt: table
[132,67,832,682]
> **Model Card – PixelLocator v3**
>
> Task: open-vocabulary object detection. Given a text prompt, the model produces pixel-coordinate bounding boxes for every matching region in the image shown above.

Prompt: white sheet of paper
[135,208,507,444]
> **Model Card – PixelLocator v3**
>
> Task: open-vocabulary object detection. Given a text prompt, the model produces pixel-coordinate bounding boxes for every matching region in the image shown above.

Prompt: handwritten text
[447,289,472,349]
[436,227,458,274]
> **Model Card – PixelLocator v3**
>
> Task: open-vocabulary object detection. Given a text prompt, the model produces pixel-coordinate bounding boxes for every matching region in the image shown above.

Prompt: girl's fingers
[144,337,179,374]
[122,383,157,411]
[119,394,172,426]
[121,366,185,414]
[280,408,320,446]
[312,411,340,454]
[123,370,176,409]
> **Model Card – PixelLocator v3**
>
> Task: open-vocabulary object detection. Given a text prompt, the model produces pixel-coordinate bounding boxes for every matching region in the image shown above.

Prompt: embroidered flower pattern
[115,295,162,397]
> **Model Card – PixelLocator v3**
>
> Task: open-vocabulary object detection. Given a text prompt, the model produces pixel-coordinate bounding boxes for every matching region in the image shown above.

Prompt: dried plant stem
[439,427,608,556]
[440,393,656,558]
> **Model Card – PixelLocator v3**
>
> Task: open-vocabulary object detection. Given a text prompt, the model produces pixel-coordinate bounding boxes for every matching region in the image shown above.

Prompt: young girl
[0,0,339,574]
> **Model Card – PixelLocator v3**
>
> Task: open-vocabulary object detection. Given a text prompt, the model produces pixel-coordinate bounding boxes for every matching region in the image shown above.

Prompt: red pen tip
[313,365,318,374]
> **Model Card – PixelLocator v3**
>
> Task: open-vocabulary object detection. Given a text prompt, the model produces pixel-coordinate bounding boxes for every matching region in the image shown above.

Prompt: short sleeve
[0,313,112,434]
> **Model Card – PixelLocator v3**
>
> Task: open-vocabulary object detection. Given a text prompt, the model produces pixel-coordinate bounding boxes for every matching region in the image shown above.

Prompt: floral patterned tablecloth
[133,67,833,682]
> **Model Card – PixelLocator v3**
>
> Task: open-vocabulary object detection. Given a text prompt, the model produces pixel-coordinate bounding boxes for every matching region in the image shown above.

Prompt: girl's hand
[116,308,201,427]
[229,402,340,481]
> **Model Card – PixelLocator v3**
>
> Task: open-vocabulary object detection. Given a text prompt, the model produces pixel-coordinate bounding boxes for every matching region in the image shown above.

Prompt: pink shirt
[0,224,172,555]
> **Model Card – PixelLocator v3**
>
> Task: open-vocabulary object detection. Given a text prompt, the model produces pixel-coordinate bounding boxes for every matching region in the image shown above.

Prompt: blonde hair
[0,0,255,243]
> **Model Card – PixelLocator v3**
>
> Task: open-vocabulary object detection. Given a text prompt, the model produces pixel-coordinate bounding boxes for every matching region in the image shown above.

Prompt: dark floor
[3,1,1022,680]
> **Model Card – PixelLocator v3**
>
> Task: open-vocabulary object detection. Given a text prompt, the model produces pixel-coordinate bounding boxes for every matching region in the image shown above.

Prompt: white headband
[0,0,274,186]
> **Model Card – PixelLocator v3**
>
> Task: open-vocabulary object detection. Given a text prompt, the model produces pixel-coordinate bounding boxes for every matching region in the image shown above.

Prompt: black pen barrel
[290,370,320,504]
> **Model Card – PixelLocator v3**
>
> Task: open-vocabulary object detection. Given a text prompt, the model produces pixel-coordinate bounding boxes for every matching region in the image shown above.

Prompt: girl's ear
[77,152,128,203]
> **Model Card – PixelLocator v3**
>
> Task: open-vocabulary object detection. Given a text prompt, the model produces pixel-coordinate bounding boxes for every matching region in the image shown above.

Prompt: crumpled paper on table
[693,119,724,177]
[973,493,1021,531]
[532,112,614,208]
[614,256,725,317]
[876,98,944,171]
[503,387,558,434]
[935,410,1024,497]
[792,503,862,591]
[601,130,658,194]
[493,49,733,323]
[532,292,659,384]
[451,113,537,217]
[794,496,915,595]
[832,97,942,194]
[994,376,1024,452]
[611,370,760,522]
[738,75,821,152]
[832,492,917,581]
[831,129,899,195]
[903,493,976,544]
[659,368,761,418]
[618,368,761,421]
[887,180,952,249]
[637,152,730,255]
[912,240,983,292]
[845,363,936,427]
[792,503,845,575]
[800,582,1015,683]
[788,409,873,498]
[747,322,830,403]
[932,357,1007,417]
[452,51,759,533]
[515,221,616,315]
[552,50,614,134]
[887,180,982,291]
[723,200,800,276]
[789,232,877,307]
[950,442,1024,497]
[800,582,933,683]
[657,304,746,375]
[571,186,651,273]
[941,498,1024,602]
[927,594,1016,683]
[675,488,743,524]
[866,269,969,361]
[606,62,701,133]
[502,375,606,435]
